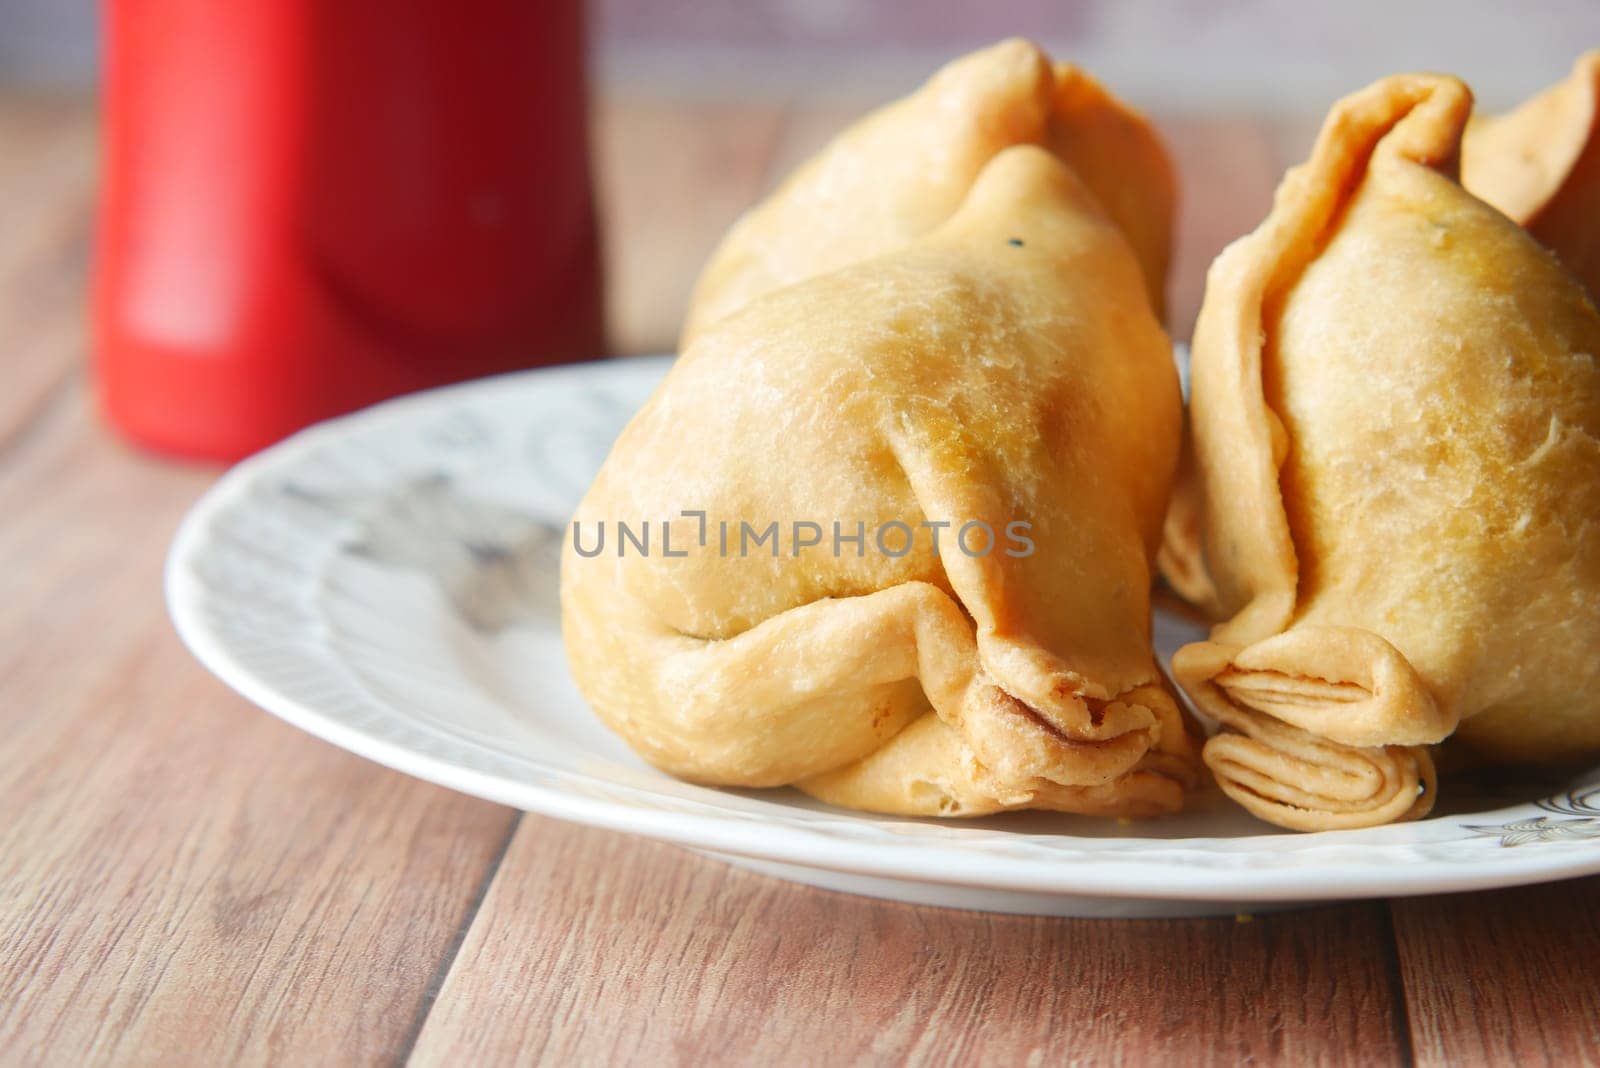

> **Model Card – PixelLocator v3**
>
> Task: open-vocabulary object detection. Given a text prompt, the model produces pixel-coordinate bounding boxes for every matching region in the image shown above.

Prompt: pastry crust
[1464,51,1600,297]
[680,38,1175,345]
[563,146,1199,818]
[1171,73,1600,831]
[1156,430,1222,617]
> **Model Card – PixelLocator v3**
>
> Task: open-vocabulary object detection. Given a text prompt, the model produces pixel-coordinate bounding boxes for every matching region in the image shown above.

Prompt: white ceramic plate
[167,356,1600,917]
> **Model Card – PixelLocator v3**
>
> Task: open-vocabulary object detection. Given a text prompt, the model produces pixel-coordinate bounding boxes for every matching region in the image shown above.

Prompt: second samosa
[1169,73,1600,831]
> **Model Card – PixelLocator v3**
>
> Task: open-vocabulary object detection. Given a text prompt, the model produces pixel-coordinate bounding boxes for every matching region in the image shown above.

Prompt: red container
[96,0,603,461]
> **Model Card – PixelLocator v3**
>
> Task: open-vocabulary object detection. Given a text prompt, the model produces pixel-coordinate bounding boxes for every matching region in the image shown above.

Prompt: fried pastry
[680,38,1175,344]
[563,145,1199,818]
[1169,73,1600,831]
[1464,51,1600,297]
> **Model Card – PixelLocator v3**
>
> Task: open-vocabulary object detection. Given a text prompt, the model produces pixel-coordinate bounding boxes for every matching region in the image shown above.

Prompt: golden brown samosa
[1170,73,1600,831]
[1464,51,1600,297]
[681,38,1176,343]
[563,145,1198,818]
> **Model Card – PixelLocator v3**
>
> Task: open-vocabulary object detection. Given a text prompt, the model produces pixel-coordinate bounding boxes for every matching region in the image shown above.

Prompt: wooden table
[3,88,1598,1066]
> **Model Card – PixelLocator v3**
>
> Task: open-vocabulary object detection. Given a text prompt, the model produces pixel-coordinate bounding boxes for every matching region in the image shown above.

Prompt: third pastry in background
[1464,50,1600,297]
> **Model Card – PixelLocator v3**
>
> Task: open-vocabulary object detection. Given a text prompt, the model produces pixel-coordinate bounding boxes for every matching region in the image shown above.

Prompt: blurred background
[1,0,1597,434]
[9,0,1600,105]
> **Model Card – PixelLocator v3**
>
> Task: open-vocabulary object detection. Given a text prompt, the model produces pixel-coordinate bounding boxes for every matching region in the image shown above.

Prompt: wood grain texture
[409,817,1408,1066]
[1393,878,1600,1067]
[0,389,522,1066]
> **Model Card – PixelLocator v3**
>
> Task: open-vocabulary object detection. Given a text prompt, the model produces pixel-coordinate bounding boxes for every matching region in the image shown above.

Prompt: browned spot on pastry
[1011,695,1125,750]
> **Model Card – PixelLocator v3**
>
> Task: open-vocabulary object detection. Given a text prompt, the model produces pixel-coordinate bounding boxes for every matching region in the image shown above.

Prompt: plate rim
[165,357,1600,904]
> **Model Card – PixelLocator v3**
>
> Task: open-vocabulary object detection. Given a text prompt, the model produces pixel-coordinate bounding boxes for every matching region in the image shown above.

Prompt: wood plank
[1392,877,1600,1066]
[593,96,786,356]
[0,94,98,447]
[0,387,520,1065]
[408,816,1408,1066]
